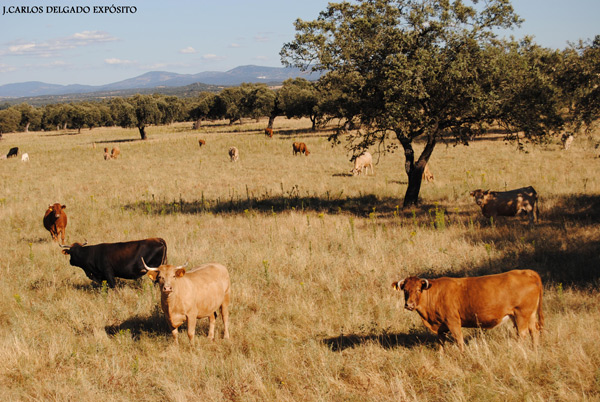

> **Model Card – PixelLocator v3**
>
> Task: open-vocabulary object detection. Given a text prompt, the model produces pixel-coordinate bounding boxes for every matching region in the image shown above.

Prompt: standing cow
[470,186,539,224]
[392,269,544,351]
[61,238,167,288]
[561,133,574,150]
[110,146,120,159]
[143,259,231,344]
[292,142,310,156]
[43,203,67,245]
[351,151,374,176]
[228,146,239,162]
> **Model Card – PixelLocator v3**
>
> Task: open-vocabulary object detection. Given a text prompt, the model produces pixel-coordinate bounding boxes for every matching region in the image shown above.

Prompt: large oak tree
[281,0,563,206]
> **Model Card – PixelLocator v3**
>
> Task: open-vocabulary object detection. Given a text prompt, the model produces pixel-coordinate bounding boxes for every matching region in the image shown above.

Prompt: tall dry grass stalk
[0,118,598,400]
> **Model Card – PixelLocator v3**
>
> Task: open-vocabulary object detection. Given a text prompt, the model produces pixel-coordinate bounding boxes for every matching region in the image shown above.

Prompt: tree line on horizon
[1,0,598,206]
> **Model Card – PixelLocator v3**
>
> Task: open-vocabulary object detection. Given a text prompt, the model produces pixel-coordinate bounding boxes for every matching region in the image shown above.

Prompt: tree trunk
[397,133,437,207]
[192,119,202,129]
[24,122,30,133]
[139,125,147,140]
[267,114,276,130]
[310,115,317,131]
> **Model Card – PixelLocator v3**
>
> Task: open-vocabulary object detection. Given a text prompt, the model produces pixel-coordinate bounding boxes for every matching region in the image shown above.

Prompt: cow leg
[105,271,116,288]
[59,228,65,245]
[446,323,465,352]
[221,294,230,339]
[207,313,216,340]
[186,315,197,344]
[170,326,179,344]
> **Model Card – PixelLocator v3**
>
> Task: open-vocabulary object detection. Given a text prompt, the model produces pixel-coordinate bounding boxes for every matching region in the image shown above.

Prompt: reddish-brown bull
[392,269,544,351]
[43,203,67,245]
[292,142,310,156]
[470,186,539,224]
[143,259,231,344]
[264,128,273,138]
[198,139,206,147]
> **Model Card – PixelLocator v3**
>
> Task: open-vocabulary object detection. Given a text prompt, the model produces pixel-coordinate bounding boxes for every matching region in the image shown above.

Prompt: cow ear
[175,268,186,277]
[392,279,405,291]
[147,270,159,282]
[421,279,431,290]
[61,205,66,209]
[61,249,70,255]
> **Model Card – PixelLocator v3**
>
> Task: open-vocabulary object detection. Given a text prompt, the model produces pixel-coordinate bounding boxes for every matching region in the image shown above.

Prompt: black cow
[61,238,167,288]
[6,147,18,158]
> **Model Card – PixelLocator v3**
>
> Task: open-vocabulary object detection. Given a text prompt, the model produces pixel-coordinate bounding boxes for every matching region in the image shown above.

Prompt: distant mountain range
[0,65,320,98]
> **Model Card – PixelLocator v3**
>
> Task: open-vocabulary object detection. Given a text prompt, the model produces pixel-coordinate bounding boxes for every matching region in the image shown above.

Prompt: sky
[0,0,598,87]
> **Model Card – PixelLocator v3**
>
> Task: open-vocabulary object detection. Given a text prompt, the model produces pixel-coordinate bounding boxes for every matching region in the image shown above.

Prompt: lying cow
[351,151,373,176]
[292,142,310,156]
[43,203,67,244]
[228,146,239,162]
[61,238,167,288]
[392,269,544,351]
[143,258,231,344]
[470,186,539,224]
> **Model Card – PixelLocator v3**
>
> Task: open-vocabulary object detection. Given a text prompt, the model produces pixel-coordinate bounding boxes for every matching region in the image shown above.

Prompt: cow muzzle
[161,285,173,294]
[404,303,415,311]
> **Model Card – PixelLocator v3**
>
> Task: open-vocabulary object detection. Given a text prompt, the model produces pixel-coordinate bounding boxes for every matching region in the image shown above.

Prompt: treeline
[0,79,321,140]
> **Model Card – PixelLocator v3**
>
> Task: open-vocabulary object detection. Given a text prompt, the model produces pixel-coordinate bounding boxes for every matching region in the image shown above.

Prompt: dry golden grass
[0,117,599,401]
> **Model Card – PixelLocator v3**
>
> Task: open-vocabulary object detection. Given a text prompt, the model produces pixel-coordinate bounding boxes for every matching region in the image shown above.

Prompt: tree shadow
[321,330,439,352]
[93,138,140,144]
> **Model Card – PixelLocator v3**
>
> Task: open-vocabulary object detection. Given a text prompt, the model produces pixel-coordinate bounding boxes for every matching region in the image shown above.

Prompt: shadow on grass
[93,138,140,144]
[322,331,438,352]
[105,308,169,340]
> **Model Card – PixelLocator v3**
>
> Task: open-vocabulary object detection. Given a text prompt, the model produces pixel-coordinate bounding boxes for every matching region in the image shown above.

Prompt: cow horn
[422,279,430,289]
[176,262,189,270]
[141,257,159,271]
[59,244,71,249]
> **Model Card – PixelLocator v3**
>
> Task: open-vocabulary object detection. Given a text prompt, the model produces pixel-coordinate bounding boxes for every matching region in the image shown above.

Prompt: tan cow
[110,146,120,159]
[351,151,373,176]
[292,142,310,156]
[103,147,111,160]
[470,186,538,224]
[43,203,67,245]
[392,269,544,351]
[229,146,239,162]
[561,133,574,150]
[143,259,231,344]
[422,163,434,183]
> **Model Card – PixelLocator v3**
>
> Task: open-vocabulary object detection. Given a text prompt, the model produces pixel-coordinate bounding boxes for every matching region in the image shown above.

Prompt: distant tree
[15,103,42,132]
[277,78,320,130]
[189,92,218,128]
[239,83,276,122]
[218,86,245,124]
[0,107,21,134]
[110,98,136,129]
[42,103,71,131]
[282,0,563,206]
[157,95,185,125]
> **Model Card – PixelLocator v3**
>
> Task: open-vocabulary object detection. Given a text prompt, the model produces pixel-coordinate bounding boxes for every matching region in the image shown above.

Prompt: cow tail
[535,194,540,222]
[159,238,168,265]
[537,281,544,331]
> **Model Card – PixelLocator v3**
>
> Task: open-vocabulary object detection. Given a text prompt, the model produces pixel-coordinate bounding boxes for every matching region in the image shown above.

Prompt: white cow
[21,153,29,162]
[228,146,239,162]
[350,151,374,176]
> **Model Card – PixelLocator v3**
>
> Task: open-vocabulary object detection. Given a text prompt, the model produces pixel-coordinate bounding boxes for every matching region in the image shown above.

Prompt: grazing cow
[198,139,206,147]
[470,186,539,224]
[6,147,18,158]
[561,133,574,150]
[21,153,29,162]
[110,146,120,159]
[228,146,239,162]
[392,269,544,351]
[292,142,310,156]
[422,163,434,183]
[143,259,231,344]
[351,151,374,176]
[265,128,273,137]
[61,238,167,288]
[43,203,67,244]
[103,147,111,160]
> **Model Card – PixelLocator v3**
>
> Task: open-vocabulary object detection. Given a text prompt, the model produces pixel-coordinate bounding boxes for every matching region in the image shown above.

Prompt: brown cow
[198,139,206,147]
[422,163,434,183]
[43,203,67,245]
[470,186,538,224]
[392,269,544,351]
[110,146,120,159]
[292,142,310,156]
[143,259,231,344]
[103,148,111,160]
[265,128,273,138]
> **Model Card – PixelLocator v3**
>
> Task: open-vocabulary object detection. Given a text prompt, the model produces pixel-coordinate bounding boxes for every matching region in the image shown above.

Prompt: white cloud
[105,58,134,65]
[0,63,16,73]
[254,35,270,43]
[179,46,197,54]
[202,54,225,61]
[229,43,242,48]
[4,31,118,57]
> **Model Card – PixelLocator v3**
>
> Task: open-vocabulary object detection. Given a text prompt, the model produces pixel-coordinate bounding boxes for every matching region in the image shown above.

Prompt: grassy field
[0,118,599,401]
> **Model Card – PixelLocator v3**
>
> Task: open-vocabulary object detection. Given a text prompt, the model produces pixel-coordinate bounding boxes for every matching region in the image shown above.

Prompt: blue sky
[0,0,598,86]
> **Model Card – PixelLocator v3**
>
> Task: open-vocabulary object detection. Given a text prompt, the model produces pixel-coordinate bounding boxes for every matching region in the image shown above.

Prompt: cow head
[470,189,492,207]
[392,277,431,311]
[60,241,87,265]
[142,258,188,295]
[48,203,66,218]
[305,149,310,156]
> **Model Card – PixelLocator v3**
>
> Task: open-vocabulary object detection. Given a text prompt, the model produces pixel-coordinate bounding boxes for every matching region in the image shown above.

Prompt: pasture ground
[0,118,599,401]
